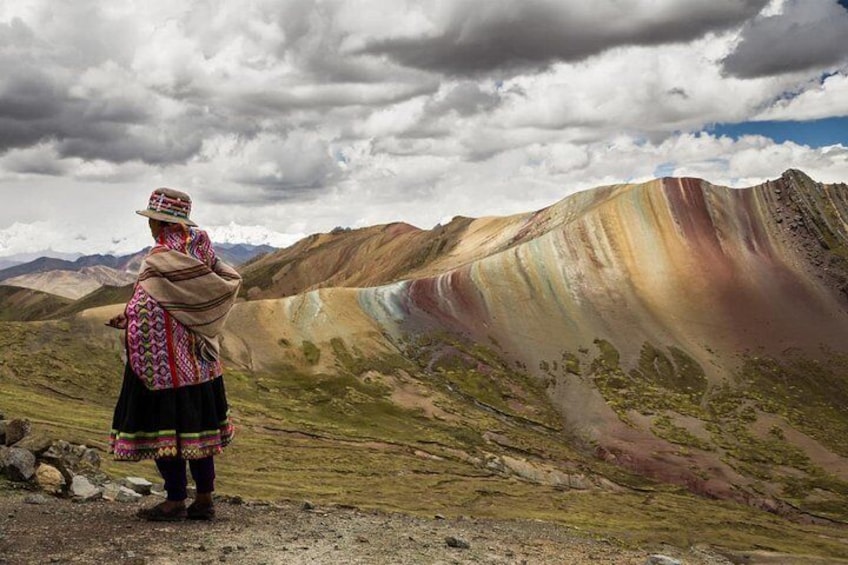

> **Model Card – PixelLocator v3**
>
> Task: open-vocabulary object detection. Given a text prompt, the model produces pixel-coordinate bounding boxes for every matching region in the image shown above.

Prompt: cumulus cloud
[754,71,848,120]
[722,0,848,78]
[227,131,343,198]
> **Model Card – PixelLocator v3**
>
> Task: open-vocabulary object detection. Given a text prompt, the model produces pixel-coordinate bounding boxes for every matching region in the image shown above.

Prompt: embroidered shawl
[126,225,242,390]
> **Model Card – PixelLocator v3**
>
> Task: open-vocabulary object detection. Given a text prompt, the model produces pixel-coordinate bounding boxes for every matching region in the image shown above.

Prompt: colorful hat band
[148,192,191,220]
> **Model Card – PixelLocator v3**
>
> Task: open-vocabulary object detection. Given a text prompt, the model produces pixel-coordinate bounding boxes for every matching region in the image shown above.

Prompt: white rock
[646,555,682,565]
[123,476,153,495]
[116,486,142,503]
[70,475,101,501]
[101,482,121,501]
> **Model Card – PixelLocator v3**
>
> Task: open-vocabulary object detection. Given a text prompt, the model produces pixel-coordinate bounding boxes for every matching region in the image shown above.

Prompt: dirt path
[0,490,745,565]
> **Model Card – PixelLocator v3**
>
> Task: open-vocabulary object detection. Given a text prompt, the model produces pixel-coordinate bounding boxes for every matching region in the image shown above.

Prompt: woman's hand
[106,313,128,329]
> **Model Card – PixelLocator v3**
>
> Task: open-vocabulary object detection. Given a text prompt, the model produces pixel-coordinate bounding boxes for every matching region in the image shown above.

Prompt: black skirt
[109,362,234,461]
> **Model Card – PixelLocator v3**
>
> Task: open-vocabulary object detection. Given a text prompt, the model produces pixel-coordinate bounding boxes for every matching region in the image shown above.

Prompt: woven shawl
[137,246,242,359]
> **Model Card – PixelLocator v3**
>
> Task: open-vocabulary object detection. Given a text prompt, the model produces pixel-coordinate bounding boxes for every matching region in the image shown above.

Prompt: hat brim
[136,209,198,227]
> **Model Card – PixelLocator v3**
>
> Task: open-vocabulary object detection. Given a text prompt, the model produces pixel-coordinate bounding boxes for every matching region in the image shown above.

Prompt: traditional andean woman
[108,187,241,521]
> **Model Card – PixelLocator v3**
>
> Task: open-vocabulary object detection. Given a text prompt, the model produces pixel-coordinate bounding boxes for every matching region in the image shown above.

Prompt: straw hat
[136,187,197,226]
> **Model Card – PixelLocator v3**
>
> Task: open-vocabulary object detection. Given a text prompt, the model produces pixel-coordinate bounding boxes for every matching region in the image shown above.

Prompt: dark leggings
[155,456,215,502]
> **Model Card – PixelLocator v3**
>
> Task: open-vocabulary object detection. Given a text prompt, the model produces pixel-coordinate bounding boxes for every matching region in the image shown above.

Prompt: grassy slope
[0,287,72,321]
[47,284,134,319]
[1,320,847,558]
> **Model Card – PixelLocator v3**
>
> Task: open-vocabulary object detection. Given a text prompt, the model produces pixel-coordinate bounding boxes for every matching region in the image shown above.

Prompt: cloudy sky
[1,0,848,258]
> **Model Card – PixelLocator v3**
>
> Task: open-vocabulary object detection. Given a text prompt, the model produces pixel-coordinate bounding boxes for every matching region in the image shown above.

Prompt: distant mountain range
[0,242,276,305]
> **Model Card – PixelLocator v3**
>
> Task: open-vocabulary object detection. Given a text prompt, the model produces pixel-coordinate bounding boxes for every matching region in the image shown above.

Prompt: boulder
[4,419,31,446]
[123,476,153,495]
[70,475,101,502]
[0,420,7,444]
[12,431,53,455]
[35,464,66,494]
[80,447,101,469]
[1,447,36,482]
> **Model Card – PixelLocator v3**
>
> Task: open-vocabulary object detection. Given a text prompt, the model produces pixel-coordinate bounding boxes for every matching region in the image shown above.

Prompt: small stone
[434,513,446,520]
[116,486,142,503]
[35,464,66,494]
[1,447,36,482]
[123,476,153,495]
[445,536,470,549]
[80,448,101,469]
[4,419,31,446]
[70,475,101,501]
[646,556,682,565]
[24,494,49,505]
[301,500,315,511]
[101,482,121,501]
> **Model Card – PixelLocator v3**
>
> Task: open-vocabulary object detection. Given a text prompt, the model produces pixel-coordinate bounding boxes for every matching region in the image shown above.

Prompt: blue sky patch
[709,117,848,148]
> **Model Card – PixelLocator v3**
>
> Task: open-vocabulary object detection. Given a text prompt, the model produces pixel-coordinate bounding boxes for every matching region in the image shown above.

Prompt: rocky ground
[0,488,742,565]
[4,489,847,565]
[1,418,846,564]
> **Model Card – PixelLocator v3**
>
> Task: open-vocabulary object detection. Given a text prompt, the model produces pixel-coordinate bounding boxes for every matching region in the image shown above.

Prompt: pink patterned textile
[126,225,231,390]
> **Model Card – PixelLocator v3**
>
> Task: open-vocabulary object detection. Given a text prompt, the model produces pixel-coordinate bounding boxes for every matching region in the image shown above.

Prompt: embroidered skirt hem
[109,362,233,461]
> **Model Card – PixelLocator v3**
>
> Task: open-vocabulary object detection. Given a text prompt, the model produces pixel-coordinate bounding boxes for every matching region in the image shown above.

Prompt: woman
[108,187,242,521]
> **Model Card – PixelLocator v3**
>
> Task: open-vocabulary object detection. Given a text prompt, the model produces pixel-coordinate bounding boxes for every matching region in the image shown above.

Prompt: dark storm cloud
[0,66,64,149]
[0,63,196,166]
[0,13,201,167]
[357,0,769,75]
[722,0,848,78]
[0,2,442,169]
